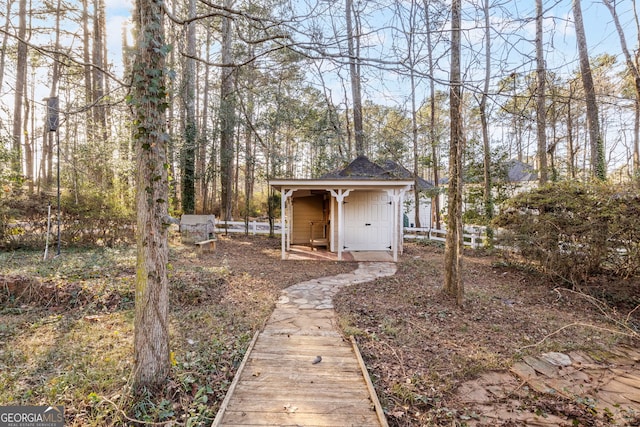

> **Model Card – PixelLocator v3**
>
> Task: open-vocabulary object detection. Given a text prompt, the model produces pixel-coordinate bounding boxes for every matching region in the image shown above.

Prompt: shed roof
[270,156,414,191]
[380,159,434,190]
[318,156,433,190]
[319,155,392,179]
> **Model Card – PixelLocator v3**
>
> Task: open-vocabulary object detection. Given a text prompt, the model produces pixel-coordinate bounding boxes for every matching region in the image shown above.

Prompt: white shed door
[344,191,392,251]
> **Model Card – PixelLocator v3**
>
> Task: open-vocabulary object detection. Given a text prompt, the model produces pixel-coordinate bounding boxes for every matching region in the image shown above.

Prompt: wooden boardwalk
[212,303,389,426]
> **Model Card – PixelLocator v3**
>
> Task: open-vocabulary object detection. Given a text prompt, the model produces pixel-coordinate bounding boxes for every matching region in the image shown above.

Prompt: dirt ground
[210,235,639,426]
[1,235,638,426]
[332,242,640,426]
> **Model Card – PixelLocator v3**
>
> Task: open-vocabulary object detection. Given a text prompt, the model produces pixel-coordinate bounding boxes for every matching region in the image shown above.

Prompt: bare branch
[0,26,128,88]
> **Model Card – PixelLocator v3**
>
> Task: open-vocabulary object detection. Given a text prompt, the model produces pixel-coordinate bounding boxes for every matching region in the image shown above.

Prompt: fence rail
[214,220,282,235]
[213,220,486,248]
[403,226,485,248]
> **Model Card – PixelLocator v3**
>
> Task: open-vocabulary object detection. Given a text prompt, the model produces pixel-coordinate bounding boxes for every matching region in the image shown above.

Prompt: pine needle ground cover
[1,236,638,426]
[0,236,353,426]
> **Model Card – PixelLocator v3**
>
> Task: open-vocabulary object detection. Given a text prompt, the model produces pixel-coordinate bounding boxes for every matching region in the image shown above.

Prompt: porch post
[329,189,351,261]
[386,188,408,262]
[281,189,294,260]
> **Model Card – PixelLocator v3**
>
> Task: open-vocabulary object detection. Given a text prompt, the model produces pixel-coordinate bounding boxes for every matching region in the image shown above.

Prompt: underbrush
[0,192,135,250]
[494,181,640,289]
[0,245,276,426]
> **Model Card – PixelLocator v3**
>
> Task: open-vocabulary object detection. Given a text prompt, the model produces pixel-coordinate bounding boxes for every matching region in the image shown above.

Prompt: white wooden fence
[404,226,486,248]
[213,220,487,248]
[214,220,282,235]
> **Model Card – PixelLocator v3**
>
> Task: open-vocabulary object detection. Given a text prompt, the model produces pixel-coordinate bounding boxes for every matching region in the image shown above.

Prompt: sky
[102,0,639,81]
[0,0,635,178]
[104,0,134,75]
[6,0,640,163]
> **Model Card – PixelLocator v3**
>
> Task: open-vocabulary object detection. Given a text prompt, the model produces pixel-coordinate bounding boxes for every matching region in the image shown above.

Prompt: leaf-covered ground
[0,235,355,426]
[0,235,638,426]
[334,243,640,426]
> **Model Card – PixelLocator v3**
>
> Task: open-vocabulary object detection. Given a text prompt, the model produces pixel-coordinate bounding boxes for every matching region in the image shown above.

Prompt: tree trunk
[78,0,91,191]
[411,67,421,229]
[131,0,170,391]
[41,0,62,191]
[219,0,236,221]
[92,0,110,188]
[405,0,421,228]
[346,0,364,156]
[535,0,548,184]
[444,0,464,306]
[573,0,605,180]
[423,0,440,230]
[0,0,14,92]
[635,99,640,182]
[567,80,576,178]
[24,95,33,192]
[634,0,640,183]
[479,0,493,244]
[167,38,179,214]
[12,0,27,177]
[196,30,212,213]
[82,0,92,102]
[243,45,256,223]
[234,130,241,216]
[181,0,197,214]
[603,0,640,182]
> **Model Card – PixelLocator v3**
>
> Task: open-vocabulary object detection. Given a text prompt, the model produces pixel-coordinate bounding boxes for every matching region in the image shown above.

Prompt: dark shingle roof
[505,159,537,182]
[319,155,432,189]
[380,160,434,190]
[319,155,392,179]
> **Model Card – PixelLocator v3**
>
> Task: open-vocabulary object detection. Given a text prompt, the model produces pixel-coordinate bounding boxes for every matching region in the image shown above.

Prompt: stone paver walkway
[278,262,397,310]
[212,261,397,426]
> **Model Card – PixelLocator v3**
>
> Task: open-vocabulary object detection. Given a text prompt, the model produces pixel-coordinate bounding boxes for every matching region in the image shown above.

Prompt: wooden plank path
[212,262,397,427]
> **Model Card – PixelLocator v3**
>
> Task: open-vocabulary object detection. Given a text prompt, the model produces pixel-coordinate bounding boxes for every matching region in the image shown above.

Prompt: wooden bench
[195,238,217,254]
[309,221,328,250]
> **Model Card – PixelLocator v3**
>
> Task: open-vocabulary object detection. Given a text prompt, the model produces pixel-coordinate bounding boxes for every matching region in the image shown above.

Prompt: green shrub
[493,181,640,285]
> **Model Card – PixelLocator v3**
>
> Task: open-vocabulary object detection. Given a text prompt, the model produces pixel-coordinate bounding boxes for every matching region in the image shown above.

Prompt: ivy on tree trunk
[130,0,171,391]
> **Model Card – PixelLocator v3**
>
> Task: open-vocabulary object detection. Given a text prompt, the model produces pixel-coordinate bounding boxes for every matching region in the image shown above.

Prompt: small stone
[541,352,572,366]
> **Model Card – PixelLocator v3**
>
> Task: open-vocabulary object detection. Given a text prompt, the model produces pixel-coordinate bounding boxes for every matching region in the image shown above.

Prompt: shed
[270,156,413,261]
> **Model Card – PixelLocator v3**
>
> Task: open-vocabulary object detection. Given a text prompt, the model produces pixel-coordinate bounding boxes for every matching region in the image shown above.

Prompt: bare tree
[479,0,493,242]
[566,78,577,179]
[181,0,197,214]
[395,0,422,227]
[219,0,236,221]
[197,29,212,213]
[602,0,640,182]
[39,0,63,191]
[346,0,364,156]
[573,0,605,180]
[535,0,548,184]
[92,0,110,187]
[11,0,27,177]
[0,0,14,92]
[423,0,441,230]
[444,0,464,306]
